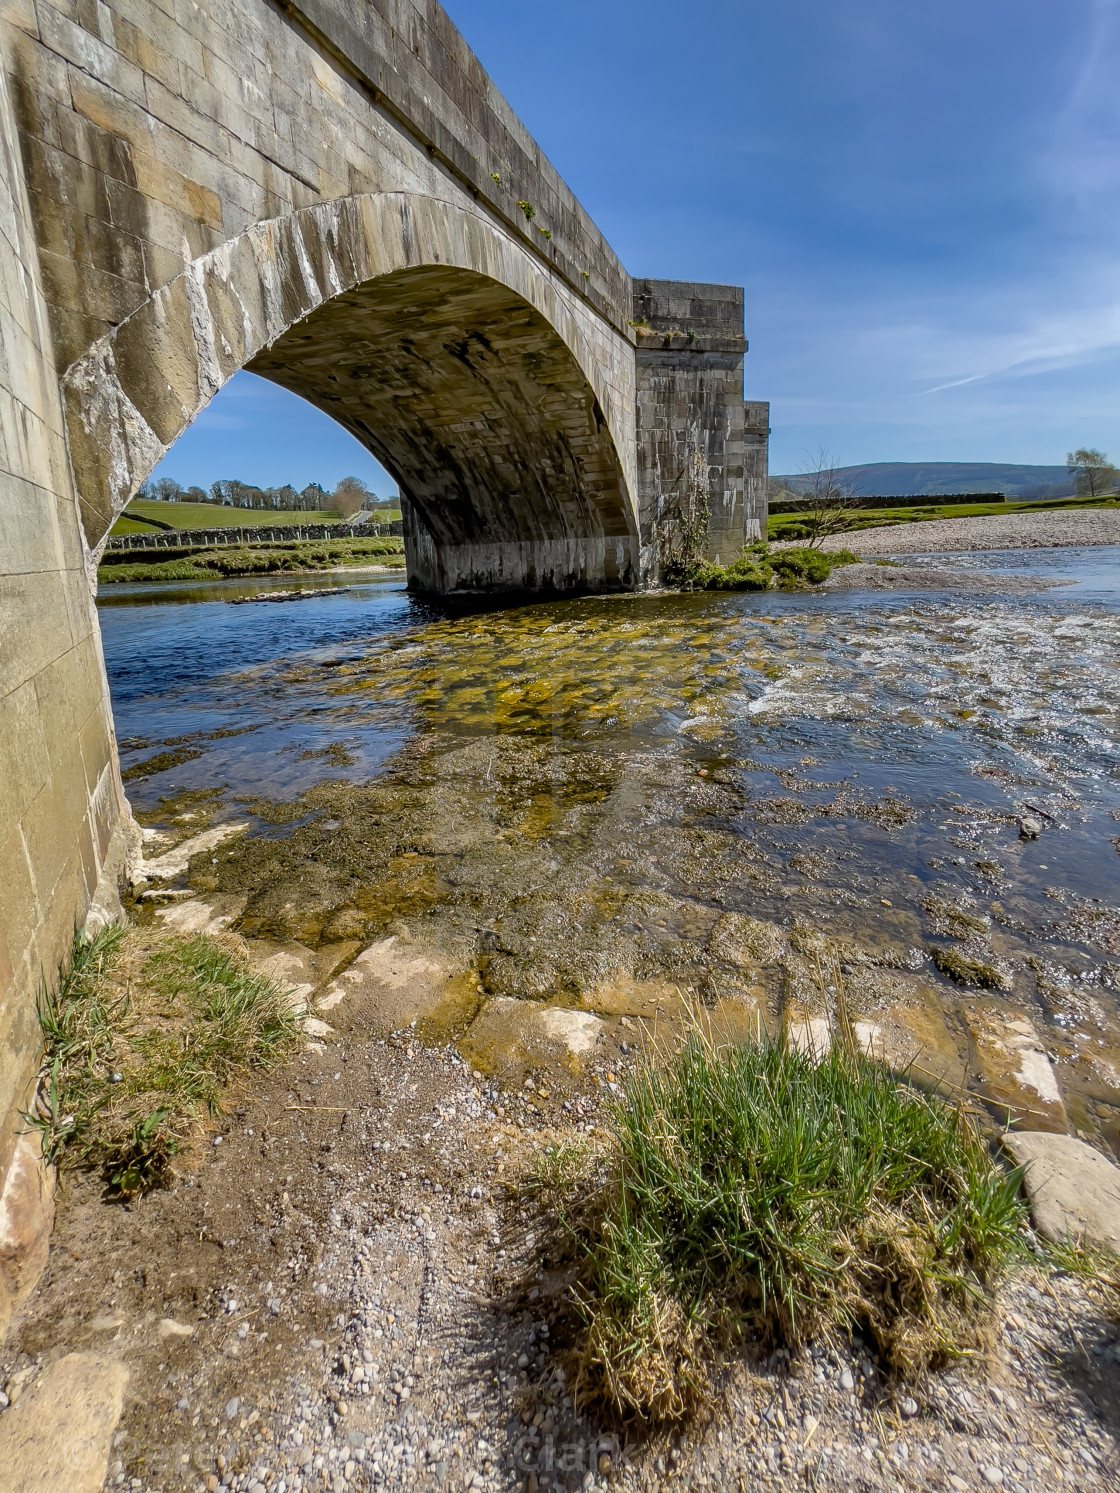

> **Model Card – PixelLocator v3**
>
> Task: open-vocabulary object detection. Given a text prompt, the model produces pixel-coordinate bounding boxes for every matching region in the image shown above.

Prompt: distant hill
[771,462,1073,500]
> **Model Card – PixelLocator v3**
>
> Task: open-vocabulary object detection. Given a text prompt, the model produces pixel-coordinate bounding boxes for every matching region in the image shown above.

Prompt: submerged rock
[317,935,477,1037]
[459,998,603,1075]
[1002,1131,1120,1252]
[580,976,695,1024]
[709,913,787,967]
[965,1002,1068,1132]
[849,978,964,1091]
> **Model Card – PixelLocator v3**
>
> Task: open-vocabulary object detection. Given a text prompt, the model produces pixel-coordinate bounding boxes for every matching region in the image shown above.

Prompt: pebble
[59,1042,1120,1493]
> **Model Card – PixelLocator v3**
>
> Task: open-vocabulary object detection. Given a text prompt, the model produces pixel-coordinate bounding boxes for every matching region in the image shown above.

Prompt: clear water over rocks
[99,547,1120,1146]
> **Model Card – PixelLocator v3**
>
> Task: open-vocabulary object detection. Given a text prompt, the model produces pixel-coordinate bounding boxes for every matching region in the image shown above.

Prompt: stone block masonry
[0,0,767,1320]
[634,280,769,570]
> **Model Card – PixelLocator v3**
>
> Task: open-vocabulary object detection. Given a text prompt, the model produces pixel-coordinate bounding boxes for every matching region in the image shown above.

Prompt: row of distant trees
[134,474,397,519]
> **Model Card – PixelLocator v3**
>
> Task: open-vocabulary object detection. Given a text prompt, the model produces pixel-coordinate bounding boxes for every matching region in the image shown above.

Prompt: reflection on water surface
[98,548,1120,1145]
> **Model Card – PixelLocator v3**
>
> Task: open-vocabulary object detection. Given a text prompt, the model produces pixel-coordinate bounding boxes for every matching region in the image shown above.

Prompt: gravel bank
[819,562,1068,593]
[798,507,1120,555]
[6,1024,1119,1493]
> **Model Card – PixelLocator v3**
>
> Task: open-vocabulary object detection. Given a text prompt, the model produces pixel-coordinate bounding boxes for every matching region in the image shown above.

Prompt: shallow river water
[98,547,1120,1145]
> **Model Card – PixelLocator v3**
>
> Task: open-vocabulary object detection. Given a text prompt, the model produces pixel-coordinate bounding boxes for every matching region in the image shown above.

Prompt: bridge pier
[634,280,769,577]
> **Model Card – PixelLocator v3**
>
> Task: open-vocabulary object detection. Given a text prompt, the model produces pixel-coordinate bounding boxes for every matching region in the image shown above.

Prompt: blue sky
[150,0,1120,490]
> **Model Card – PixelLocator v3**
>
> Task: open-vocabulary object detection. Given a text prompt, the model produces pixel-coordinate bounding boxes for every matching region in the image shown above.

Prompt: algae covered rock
[709,913,786,967]
[932,944,1013,992]
[459,998,603,1075]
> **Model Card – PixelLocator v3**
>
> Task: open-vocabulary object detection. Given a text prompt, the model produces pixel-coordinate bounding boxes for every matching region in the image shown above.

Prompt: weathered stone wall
[0,58,127,1335]
[2,0,641,573]
[744,399,771,537]
[632,279,759,575]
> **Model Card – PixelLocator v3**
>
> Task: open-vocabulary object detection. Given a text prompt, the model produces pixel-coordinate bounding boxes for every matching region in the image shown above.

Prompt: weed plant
[680,542,857,592]
[34,926,301,1196]
[561,1036,1025,1422]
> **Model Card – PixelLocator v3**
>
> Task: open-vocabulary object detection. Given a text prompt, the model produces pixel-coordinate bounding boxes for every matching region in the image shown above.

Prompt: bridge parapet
[278,0,632,329]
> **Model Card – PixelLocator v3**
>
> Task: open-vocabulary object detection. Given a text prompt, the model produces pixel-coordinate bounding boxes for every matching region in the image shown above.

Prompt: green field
[97,536,405,584]
[111,500,402,535]
[767,492,1120,542]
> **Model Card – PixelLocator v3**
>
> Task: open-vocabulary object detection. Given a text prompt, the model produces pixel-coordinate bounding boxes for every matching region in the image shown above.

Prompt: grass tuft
[33,926,301,1197]
[677,542,858,593]
[561,1036,1026,1422]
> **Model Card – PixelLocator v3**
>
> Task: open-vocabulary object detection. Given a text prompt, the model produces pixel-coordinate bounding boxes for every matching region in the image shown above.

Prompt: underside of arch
[60,192,640,594]
[248,265,635,593]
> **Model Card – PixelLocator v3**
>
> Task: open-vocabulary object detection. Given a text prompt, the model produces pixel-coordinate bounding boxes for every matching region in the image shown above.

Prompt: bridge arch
[63,191,640,593]
[0,0,766,1315]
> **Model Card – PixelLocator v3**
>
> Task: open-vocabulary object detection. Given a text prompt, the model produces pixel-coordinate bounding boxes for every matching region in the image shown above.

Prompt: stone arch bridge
[0,0,767,1318]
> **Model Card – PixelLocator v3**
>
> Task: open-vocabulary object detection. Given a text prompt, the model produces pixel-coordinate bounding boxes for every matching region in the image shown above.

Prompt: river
[97,546,1120,1145]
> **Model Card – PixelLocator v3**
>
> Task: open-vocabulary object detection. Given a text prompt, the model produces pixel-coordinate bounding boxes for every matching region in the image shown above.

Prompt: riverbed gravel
[797,506,1120,555]
[4,1026,1118,1493]
[818,562,1057,592]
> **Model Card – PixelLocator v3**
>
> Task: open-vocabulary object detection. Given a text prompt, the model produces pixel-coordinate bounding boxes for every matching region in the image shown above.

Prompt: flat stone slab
[1002,1131,1120,1253]
[0,1131,55,1338]
[140,822,249,880]
[0,1352,128,1493]
[317,936,478,1038]
[154,894,247,936]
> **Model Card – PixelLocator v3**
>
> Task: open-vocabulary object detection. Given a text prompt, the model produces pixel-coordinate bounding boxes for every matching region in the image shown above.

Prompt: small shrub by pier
[671,541,858,591]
